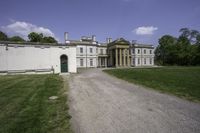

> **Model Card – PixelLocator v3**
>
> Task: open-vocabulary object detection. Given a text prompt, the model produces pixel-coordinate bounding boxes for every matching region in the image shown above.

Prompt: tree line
[155,28,200,66]
[0,31,57,43]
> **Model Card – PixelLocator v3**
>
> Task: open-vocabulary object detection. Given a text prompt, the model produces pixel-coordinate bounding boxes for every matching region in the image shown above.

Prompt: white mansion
[65,33,154,68]
[0,33,154,74]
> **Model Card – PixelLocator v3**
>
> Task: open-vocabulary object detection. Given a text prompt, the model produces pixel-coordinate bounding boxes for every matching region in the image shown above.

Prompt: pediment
[108,38,130,47]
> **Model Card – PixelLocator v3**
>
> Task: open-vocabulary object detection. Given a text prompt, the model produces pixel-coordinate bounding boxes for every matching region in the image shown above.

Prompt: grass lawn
[0,74,72,133]
[104,67,200,102]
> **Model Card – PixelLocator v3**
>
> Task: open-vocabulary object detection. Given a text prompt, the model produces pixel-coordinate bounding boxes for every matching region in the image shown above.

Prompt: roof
[67,40,98,46]
[131,43,154,49]
[0,41,75,47]
[97,43,108,47]
[107,38,130,47]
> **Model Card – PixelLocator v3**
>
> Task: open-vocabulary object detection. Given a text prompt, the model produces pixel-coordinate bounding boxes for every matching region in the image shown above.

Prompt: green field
[0,74,72,133]
[104,67,200,102]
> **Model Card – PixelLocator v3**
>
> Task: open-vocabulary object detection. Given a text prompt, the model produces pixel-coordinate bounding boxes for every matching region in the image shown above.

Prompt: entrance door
[60,55,68,72]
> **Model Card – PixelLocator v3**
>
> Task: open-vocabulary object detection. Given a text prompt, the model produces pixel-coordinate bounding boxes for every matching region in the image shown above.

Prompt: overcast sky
[0,0,200,45]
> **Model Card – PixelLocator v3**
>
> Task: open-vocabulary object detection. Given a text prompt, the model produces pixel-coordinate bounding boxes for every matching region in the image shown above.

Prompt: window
[144,58,146,64]
[138,49,140,54]
[80,58,83,66]
[132,49,135,54]
[144,49,146,54]
[150,50,152,54]
[90,59,93,66]
[150,58,152,64]
[90,48,93,53]
[100,49,103,54]
[138,58,140,64]
[80,47,83,53]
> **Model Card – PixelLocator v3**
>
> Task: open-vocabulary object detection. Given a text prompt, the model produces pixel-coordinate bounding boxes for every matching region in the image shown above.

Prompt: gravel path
[68,68,200,133]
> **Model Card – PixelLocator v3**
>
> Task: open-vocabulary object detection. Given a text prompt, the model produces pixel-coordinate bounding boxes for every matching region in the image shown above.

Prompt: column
[123,49,126,66]
[115,48,118,67]
[100,57,102,67]
[127,49,130,66]
[105,57,107,67]
[119,48,122,66]
[110,50,113,66]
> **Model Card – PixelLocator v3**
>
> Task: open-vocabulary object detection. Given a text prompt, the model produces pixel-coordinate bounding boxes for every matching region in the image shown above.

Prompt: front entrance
[60,55,68,73]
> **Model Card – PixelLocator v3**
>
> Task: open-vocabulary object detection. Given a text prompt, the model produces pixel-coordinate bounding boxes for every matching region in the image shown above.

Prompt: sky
[0,0,200,45]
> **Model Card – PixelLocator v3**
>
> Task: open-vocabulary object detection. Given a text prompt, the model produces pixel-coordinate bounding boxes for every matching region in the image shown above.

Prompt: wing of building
[0,42,77,74]
[0,33,155,75]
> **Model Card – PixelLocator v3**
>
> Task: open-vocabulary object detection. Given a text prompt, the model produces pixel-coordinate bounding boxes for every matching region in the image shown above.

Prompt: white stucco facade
[131,46,154,67]
[66,36,154,68]
[0,43,77,74]
[0,36,155,75]
[76,45,98,68]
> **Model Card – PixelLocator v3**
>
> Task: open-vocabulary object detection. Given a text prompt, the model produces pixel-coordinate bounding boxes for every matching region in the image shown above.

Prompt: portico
[108,38,131,67]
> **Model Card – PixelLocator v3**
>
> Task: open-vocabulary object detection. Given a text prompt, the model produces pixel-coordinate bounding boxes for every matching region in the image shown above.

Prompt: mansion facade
[0,33,154,75]
[65,33,154,68]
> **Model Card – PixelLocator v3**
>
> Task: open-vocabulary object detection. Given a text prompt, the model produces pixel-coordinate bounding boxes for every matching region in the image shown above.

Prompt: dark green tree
[179,28,190,38]
[196,34,200,45]
[176,36,191,65]
[9,36,25,42]
[193,34,200,65]
[156,28,200,66]
[41,36,57,43]
[28,32,43,42]
[179,28,199,43]
[155,35,177,65]
[0,31,8,41]
[190,30,199,42]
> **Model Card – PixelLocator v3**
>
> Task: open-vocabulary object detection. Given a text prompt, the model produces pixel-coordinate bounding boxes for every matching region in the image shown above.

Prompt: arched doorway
[60,55,68,73]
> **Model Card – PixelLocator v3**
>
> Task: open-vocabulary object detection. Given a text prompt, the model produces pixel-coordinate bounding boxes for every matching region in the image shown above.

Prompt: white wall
[0,44,77,73]
[131,48,154,66]
[76,45,97,68]
[97,47,107,55]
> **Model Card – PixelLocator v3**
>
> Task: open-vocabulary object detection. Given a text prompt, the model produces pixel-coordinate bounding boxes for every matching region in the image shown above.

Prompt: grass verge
[0,74,72,133]
[103,67,200,102]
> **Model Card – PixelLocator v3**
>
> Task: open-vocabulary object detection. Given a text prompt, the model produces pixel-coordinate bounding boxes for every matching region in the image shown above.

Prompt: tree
[179,28,190,38]
[0,31,8,41]
[41,36,57,43]
[179,28,199,43]
[9,36,25,42]
[176,36,191,65]
[155,35,177,65]
[156,28,200,66]
[28,32,57,43]
[28,32,43,42]
[196,34,200,45]
[190,30,199,42]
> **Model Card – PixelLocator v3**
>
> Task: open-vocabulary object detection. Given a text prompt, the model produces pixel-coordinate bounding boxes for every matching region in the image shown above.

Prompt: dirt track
[68,69,200,133]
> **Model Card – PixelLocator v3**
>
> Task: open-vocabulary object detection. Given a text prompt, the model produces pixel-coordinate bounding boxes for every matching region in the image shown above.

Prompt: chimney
[64,32,68,42]
[106,38,112,43]
[132,40,137,44]
[109,38,112,43]
[92,35,96,42]
[106,38,109,43]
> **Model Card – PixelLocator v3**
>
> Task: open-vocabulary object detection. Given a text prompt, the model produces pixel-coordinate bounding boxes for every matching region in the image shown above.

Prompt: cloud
[133,26,158,35]
[1,21,58,41]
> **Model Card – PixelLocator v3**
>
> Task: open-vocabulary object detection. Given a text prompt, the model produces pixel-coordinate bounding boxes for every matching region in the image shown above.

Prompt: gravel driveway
[68,68,200,133]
